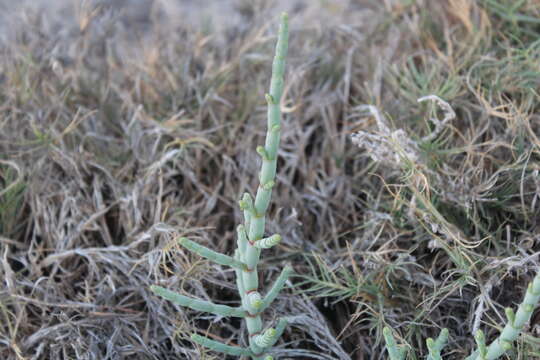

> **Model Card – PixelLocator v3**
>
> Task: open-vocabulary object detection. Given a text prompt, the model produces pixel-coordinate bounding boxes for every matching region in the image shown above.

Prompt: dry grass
[0,0,539,359]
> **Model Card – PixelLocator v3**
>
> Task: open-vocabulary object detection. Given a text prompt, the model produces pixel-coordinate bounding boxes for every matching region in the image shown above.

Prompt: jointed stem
[466,272,540,360]
[238,13,289,358]
[151,13,290,360]
[178,237,247,270]
[150,285,246,317]
[191,334,253,356]
[383,272,540,360]
[260,265,293,311]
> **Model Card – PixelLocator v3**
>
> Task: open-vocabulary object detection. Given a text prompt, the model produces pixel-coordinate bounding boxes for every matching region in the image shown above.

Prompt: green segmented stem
[239,193,255,230]
[234,251,246,294]
[264,318,288,349]
[466,272,540,360]
[150,285,245,317]
[247,291,263,310]
[426,339,441,360]
[383,327,407,360]
[241,12,289,357]
[237,225,248,254]
[379,272,540,360]
[191,334,253,356]
[261,265,293,311]
[255,234,281,249]
[254,328,277,348]
[474,330,488,359]
[253,11,288,219]
[426,328,449,360]
[178,237,247,271]
[151,13,290,360]
[244,234,263,268]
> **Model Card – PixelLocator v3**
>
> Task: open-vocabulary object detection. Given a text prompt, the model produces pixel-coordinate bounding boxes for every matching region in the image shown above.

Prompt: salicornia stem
[239,13,289,357]
[151,13,291,360]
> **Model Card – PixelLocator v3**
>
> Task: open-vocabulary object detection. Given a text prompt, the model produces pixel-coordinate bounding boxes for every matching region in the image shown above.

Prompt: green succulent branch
[178,237,248,270]
[465,271,540,360]
[150,285,246,317]
[383,327,407,360]
[151,13,291,360]
[383,272,540,360]
[191,334,253,357]
[426,328,449,360]
[261,265,293,311]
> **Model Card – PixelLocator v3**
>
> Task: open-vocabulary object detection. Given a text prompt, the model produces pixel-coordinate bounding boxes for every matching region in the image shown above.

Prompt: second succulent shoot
[151,13,291,360]
[383,272,540,359]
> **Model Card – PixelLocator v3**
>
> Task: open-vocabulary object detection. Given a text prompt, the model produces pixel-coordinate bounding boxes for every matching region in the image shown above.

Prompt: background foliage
[0,0,539,359]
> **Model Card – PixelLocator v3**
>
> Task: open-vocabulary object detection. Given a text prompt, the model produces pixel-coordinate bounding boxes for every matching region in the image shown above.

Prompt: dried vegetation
[0,0,539,359]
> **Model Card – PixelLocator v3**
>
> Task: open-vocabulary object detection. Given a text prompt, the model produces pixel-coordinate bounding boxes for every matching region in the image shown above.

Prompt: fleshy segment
[383,272,540,360]
[151,13,291,359]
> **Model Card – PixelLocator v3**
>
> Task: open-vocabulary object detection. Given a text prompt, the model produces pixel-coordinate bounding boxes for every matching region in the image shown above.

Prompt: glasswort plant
[151,13,291,360]
[352,99,540,359]
[383,271,540,359]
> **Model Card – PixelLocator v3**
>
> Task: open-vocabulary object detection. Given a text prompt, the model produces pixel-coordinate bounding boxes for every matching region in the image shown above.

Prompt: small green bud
[256,146,269,160]
[247,292,263,309]
[501,340,512,351]
[239,193,254,211]
[262,180,275,190]
[255,328,277,348]
[255,234,281,249]
[265,93,274,104]
[505,308,515,325]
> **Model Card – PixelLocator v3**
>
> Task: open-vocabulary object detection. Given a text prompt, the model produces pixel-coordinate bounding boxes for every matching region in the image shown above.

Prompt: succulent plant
[383,272,540,359]
[151,13,291,360]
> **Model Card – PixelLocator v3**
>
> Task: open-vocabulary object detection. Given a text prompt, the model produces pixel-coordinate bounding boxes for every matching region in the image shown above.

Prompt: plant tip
[178,237,187,245]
